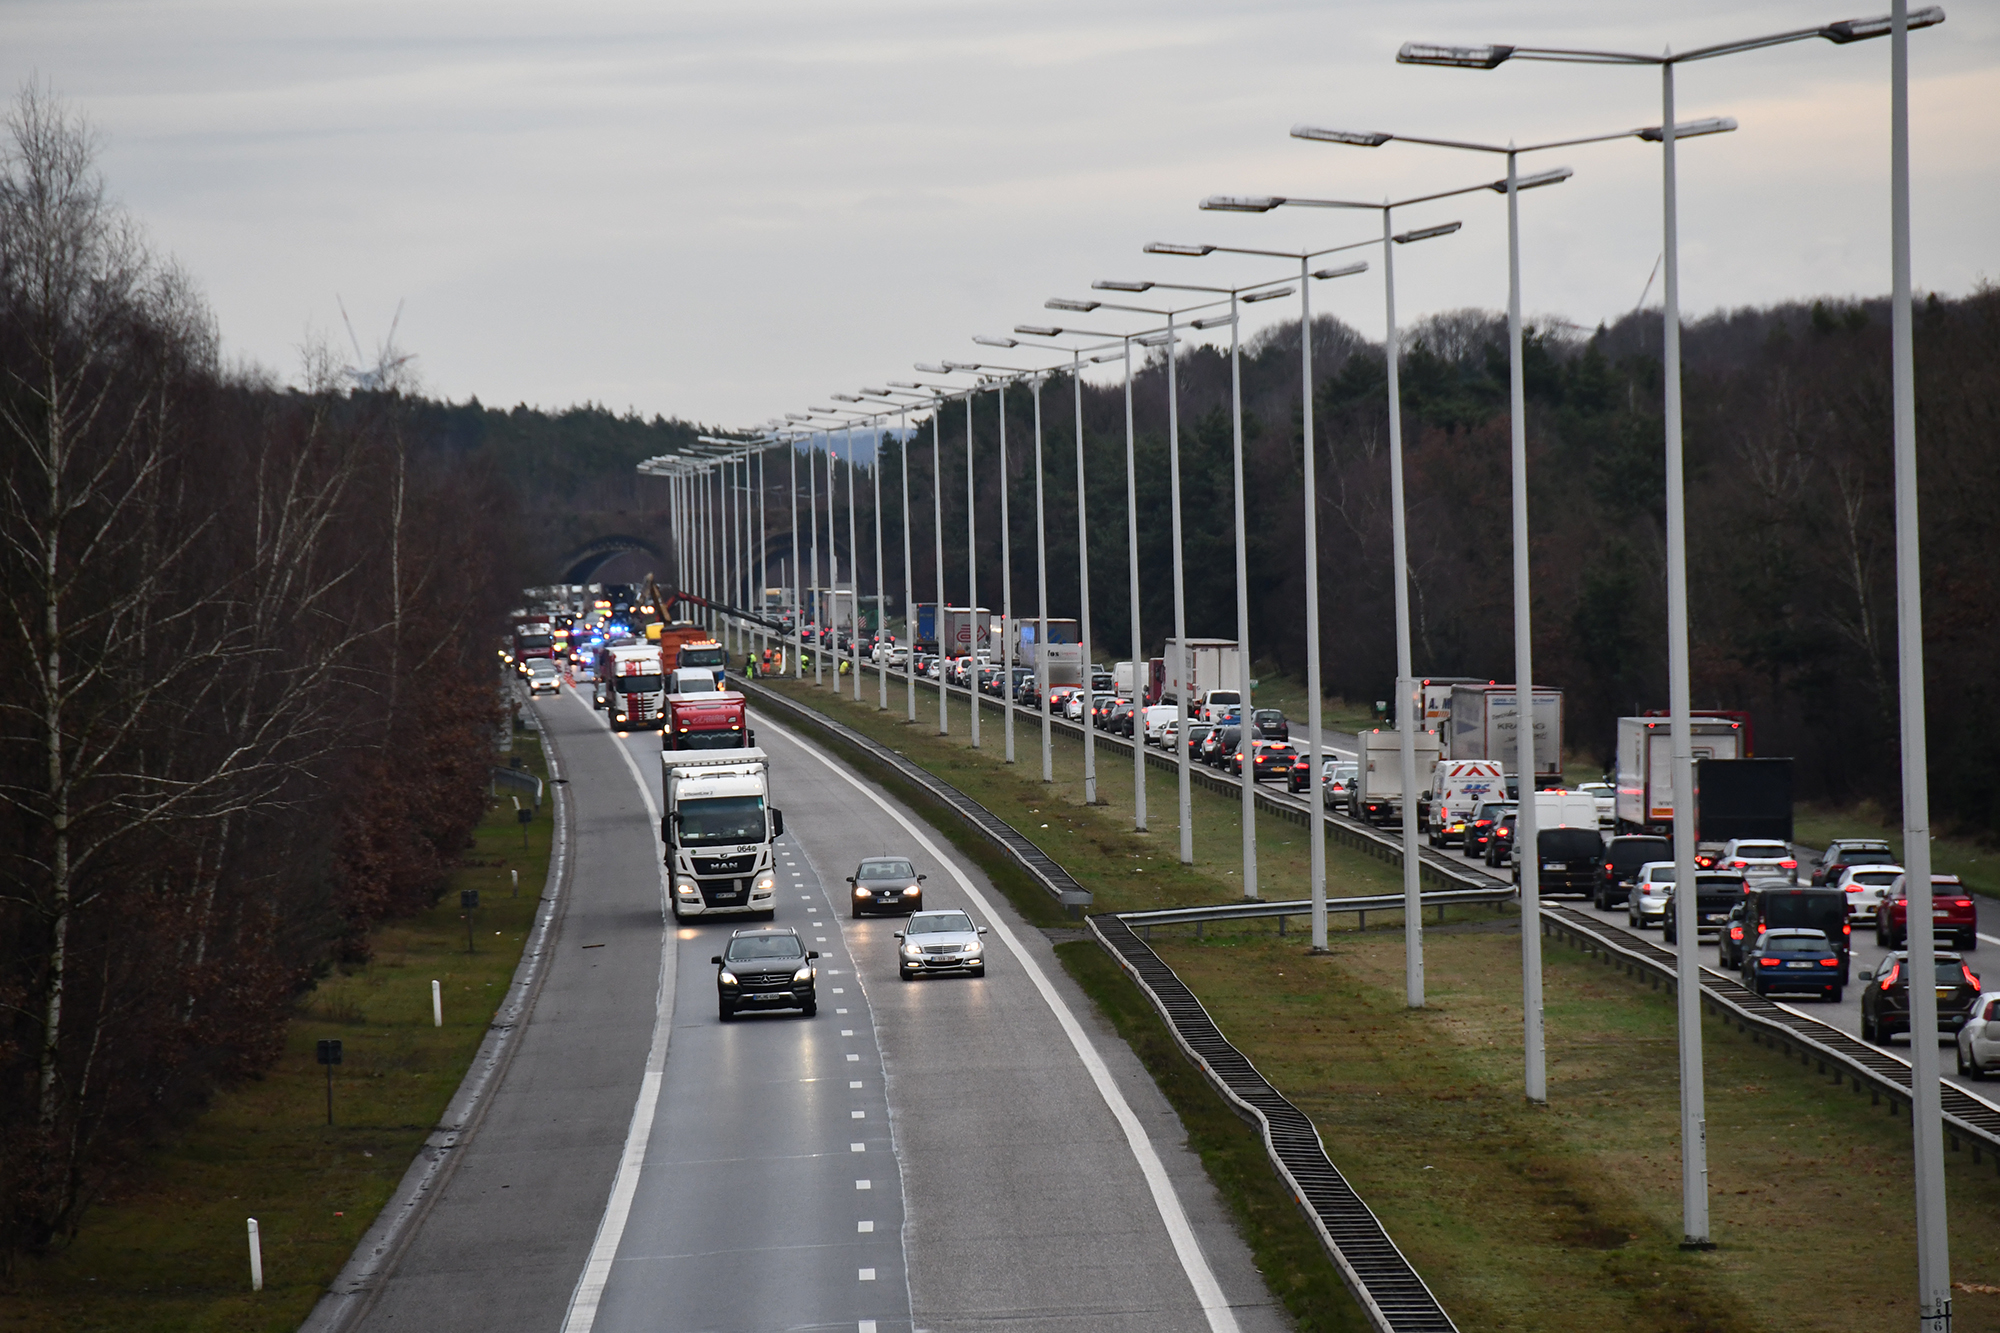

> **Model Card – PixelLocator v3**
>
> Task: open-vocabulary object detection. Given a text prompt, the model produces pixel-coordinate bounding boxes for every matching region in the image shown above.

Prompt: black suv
[847,857,926,919]
[1662,873,1751,943]
[1860,950,1983,1044]
[1720,886,1851,981]
[1595,835,1672,911]
[1465,802,1515,859]
[1521,825,1605,896]
[1739,928,1844,1001]
[1252,709,1289,741]
[713,927,818,1020]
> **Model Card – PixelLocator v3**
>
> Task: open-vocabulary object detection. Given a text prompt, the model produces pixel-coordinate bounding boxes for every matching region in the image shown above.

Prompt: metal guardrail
[741,677,1456,1332]
[1539,904,2000,1168]
[1090,913,1457,1333]
[1119,887,1515,930]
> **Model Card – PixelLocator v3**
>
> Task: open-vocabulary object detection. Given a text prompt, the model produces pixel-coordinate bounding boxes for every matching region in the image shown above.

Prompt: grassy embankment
[0,732,557,1333]
[766,674,2000,1332]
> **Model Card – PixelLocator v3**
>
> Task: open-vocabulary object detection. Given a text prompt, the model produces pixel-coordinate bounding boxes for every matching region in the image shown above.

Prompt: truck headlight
[674,879,699,897]
[754,874,775,896]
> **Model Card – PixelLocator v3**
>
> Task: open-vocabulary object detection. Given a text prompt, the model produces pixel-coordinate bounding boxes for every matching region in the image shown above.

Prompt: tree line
[0,90,518,1258]
[753,289,1998,841]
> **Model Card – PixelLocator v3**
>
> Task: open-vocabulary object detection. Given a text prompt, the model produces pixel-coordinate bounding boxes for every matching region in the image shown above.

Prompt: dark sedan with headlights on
[847,856,926,919]
[895,909,989,980]
[713,927,818,1020]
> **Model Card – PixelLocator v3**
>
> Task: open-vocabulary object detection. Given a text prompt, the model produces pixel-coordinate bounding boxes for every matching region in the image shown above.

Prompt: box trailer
[1615,716,1747,835]
[941,605,989,655]
[913,602,940,652]
[1351,728,1442,826]
[1446,684,1565,784]
[1160,638,1241,707]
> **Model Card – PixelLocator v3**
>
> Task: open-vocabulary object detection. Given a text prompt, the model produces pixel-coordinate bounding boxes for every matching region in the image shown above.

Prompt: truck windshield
[678,796,766,845]
[678,646,726,667]
[616,674,663,693]
[676,732,747,750]
[517,635,552,651]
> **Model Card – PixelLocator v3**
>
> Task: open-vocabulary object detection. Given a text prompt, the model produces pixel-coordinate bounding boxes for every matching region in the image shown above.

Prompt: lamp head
[914,362,950,374]
[1190,313,1237,330]
[1242,285,1296,303]
[1290,125,1393,147]
[1201,195,1284,213]
[1092,280,1153,292]
[1311,261,1369,280]
[1822,7,1944,42]
[1045,297,1100,312]
[831,393,862,402]
[1396,41,1514,68]
[1637,117,1738,142]
[1391,221,1463,244]
[1014,324,1063,337]
[1144,242,1215,256]
[972,335,1018,348]
[1489,166,1574,192]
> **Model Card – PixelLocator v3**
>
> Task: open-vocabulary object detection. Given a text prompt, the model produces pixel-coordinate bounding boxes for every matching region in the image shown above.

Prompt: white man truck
[663,748,784,921]
[599,642,666,728]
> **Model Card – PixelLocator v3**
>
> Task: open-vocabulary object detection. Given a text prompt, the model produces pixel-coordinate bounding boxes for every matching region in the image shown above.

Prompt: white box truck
[1614,716,1747,836]
[941,605,990,656]
[1446,684,1564,784]
[663,747,784,921]
[1161,638,1241,712]
[601,642,666,729]
[1351,727,1442,826]
[1113,661,1137,697]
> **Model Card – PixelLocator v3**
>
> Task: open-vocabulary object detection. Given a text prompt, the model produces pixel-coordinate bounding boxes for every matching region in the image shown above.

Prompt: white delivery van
[1426,759,1508,848]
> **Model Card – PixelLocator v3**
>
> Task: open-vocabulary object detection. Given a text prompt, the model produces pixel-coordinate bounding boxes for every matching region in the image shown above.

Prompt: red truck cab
[664,690,751,750]
[1877,874,1979,949]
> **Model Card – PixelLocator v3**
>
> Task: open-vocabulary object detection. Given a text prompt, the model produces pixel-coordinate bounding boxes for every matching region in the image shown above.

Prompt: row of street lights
[642,6,1950,1322]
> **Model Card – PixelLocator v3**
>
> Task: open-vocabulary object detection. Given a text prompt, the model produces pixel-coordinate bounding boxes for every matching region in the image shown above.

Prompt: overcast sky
[10,1,1995,426]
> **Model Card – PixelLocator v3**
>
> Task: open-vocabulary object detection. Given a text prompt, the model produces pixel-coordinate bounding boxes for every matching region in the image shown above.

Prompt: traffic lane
[1564,886,1998,1097]
[753,713,1286,1333]
[357,690,667,1333]
[590,786,913,1333]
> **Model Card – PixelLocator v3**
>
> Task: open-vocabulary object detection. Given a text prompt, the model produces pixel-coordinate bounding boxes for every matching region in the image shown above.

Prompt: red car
[1877,874,1980,949]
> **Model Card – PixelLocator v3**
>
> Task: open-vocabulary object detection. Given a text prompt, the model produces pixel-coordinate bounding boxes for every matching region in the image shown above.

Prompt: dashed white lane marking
[832,988,845,994]
[852,1110,866,1119]
[849,1080,863,1089]
[858,1220,874,1233]
[851,1142,865,1152]
[859,1268,877,1281]
[861,1321,878,1333]
[817,936,828,942]
[841,1029,855,1036]
[846,1053,861,1062]
[836,1008,849,1014]
[855,1179,871,1190]
[768,714,1243,1333]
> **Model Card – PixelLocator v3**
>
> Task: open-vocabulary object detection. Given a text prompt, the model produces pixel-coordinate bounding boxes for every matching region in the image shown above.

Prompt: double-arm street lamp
[1200,187,1475,1005]
[1400,6,1947,1274]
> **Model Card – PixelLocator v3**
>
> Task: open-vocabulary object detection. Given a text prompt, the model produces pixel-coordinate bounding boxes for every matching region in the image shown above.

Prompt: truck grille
[695,856,755,876]
[699,878,749,907]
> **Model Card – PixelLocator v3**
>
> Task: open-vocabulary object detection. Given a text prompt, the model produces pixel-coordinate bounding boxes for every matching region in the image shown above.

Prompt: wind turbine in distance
[336,296,416,392]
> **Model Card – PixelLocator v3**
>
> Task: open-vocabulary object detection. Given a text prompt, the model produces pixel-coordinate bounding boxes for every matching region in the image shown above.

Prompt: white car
[525,658,564,695]
[1626,861,1676,929]
[1141,704,1179,746]
[1576,780,1616,827]
[1957,992,2000,1079]
[1832,864,1905,924]
[1062,692,1088,721]
[895,909,988,980]
[1719,838,1797,883]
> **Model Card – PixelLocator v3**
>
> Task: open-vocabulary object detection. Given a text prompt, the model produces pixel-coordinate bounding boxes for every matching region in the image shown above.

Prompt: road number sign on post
[315,1039,342,1125]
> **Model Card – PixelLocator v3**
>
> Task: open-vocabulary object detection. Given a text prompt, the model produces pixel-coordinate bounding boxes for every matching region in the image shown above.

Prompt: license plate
[1542,861,1565,871]
[1703,913,1725,923]
[1934,910,1951,918]
[1938,988,1955,999]
[1786,961,1812,968]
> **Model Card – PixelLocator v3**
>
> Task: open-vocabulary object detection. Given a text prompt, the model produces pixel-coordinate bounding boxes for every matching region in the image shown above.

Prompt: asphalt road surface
[357,687,1285,1333]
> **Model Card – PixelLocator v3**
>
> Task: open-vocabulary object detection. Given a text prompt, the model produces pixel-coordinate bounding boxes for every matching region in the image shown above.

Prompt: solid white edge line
[560,695,676,1333]
[759,710,1244,1333]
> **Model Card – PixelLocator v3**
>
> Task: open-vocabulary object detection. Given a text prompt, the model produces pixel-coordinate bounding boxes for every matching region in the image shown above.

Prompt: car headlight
[792,966,815,984]
[903,944,923,958]
[855,886,872,897]
[718,970,738,986]
[961,939,982,955]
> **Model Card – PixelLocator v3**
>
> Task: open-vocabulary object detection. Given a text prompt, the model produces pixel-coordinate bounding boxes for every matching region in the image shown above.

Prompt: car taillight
[1953,898,1974,909]
[1780,859,1797,869]
[1966,967,1983,989]
[1757,924,1767,933]
[1729,926,1743,940]
[1758,958,1781,967]
[1881,963,1900,989]
[1843,923,1851,936]
[1604,862,1614,874]
[1819,958,1839,967]
[1731,859,1748,869]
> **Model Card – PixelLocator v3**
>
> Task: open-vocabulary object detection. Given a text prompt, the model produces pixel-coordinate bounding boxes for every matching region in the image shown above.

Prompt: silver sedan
[895,909,989,980]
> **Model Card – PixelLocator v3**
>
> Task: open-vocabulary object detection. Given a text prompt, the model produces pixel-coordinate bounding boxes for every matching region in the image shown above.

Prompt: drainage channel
[1540,904,2000,1161]
[1090,913,1456,1333]
[742,679,1459,1333]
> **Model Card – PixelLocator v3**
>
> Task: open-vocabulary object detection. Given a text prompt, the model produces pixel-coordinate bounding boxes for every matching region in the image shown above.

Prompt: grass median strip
[2,732,557,1333]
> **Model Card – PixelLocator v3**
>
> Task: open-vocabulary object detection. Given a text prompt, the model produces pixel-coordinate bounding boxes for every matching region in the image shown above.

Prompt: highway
[355,685,1285,1333]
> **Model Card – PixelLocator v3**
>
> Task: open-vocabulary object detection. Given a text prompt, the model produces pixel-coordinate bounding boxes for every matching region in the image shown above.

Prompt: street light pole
[1031,374,1053,781]
[1398,0,1947,1261]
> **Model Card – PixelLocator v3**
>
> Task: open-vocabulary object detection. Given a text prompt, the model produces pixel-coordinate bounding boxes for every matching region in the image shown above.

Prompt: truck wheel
[755,909,775,923]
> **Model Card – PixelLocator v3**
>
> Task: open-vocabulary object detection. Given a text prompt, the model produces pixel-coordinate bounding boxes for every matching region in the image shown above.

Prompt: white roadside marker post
[248,1217,264,1291]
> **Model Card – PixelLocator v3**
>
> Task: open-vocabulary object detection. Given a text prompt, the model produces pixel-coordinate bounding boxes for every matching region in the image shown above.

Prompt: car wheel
[1829,988,1843,1004]
[1862,1011,1878,1043]
[851,903,862,919]
[1963,933,1979,951]
[802,999,818,1017]
[899,967,916,982]
[756,909,775,922]
[718,1000,736,1021]
[1956,1044,1971,1077]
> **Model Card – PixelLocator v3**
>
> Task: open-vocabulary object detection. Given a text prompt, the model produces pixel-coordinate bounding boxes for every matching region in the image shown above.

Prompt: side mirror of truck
[770,808,785,837]
[661,816,674,847]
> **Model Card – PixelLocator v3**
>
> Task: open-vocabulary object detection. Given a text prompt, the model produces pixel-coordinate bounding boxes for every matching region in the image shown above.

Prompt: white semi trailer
[663,747,784,921]
[1614,716,1747,836]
